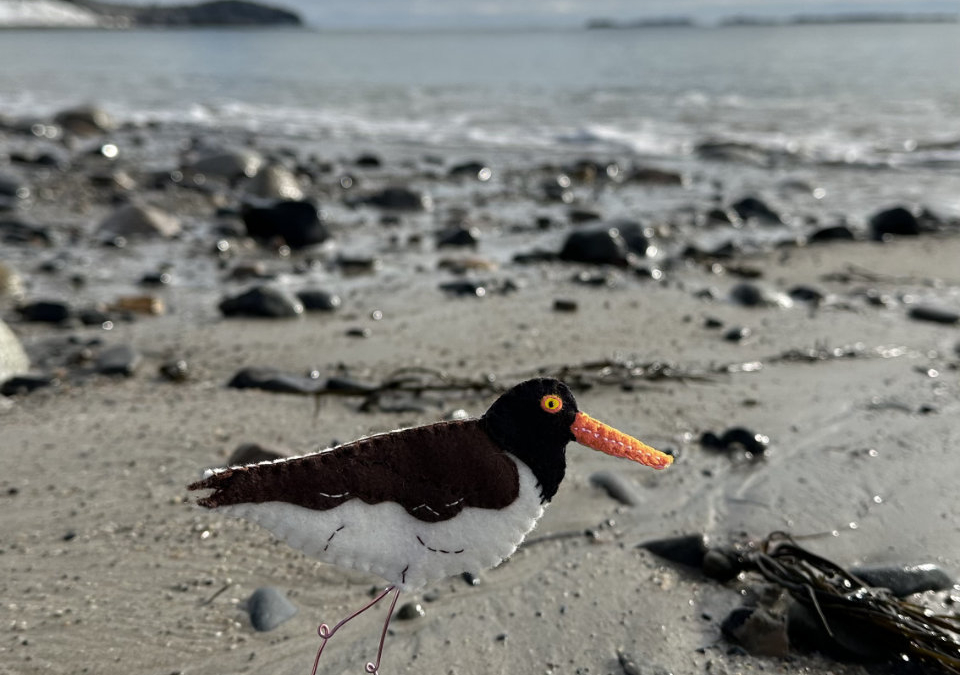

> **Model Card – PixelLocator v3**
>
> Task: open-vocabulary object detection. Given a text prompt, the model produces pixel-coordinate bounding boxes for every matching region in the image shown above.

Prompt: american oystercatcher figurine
[189,378,672,674]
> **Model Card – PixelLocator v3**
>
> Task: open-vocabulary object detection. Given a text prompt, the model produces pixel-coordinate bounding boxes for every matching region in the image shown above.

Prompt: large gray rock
[98,204,181,239]
[0,319,29,385]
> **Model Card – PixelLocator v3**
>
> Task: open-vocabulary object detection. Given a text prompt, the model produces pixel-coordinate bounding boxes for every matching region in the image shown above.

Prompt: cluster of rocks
[3,102,960,400]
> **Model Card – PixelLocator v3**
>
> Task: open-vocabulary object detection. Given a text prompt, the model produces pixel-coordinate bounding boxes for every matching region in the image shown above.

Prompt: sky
[131,0,960,28]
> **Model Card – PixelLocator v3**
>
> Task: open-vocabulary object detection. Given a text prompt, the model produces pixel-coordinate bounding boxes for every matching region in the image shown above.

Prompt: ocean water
[2,24,959,170]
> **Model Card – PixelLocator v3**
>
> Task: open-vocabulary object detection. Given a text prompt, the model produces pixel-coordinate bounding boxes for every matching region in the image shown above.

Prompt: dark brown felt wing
[188,420,520,523]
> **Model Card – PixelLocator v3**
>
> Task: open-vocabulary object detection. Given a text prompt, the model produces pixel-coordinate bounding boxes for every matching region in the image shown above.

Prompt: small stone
[246,587,297,632]
[461,572,480,586]
[190,149,263,180]
[908,304,959,325]
[219,286,304,318]
[870,206,920,241]
[729,282,792,308]
[96,344,141,376]
[553,299,578,313]
[1,373,58,397]
[360,186,431,211]
[242,200,329,249]
[789,285,825,303]
[702,548,745,582]
[245,164,303,200]
[98,204,181,239]
[228,367,323,394]
[616,649,671,675]
[449,161,491,180]
[559,228,630,266]
[810,224,856,242]
[54,105,114,136]
[723,326,751,342]
[18,300,72,323]
[436,226,480,248]
[228,443,286,466]
[731,196,782,224]
[589,470,643,506]
[159,359,189,383]
[346,327,371,338]
[850,563,954,597]
[395,602,425,621]
[721,607,789,657]
[296,290,341,312]
[638,533,708,568]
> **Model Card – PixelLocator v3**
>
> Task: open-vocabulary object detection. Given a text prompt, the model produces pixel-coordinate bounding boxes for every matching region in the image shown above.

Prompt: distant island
[586,12,958,29]
[0,0,302,28]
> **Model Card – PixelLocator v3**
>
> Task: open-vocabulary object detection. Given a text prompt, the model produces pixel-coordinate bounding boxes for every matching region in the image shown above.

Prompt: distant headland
[0,0,302,28]
[587,12,959,29]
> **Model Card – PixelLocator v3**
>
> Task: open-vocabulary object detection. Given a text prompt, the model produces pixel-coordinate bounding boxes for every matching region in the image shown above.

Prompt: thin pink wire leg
[309,585,398,675]
[364,586,401,675]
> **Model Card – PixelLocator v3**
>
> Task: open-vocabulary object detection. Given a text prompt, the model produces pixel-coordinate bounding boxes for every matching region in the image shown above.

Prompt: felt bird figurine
[189,377,672,674]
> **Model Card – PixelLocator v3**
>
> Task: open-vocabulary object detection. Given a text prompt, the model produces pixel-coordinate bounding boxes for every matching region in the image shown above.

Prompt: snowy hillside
[0,0,99,26]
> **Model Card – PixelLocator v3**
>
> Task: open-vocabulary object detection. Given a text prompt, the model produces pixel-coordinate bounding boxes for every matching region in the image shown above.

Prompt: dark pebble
[358,186,430,211]
[850,563,954,597]
[908,304,959,325]
[395,602,425,621]
[439,280,486,297]
[810,224,856,242]
[703,317,724,329]
[79,307,112,326]
[461,571,481,586]
[729,282,775,307]
[613,220,652,256]
[346,327,372,338]
[638,533,708,568]
[553,299,578,313]
[242,200,330,249]
[731,196,782,224]
[246,587,297,632]
[296,289,341,312]
[589,470,643,506]
[702,427,770,458]
[355,153,381,168]
[228,443,287,466]
[723,326,751,342]
[18,300,72,323]
[559,228,630,266]
[227,367,323,394]
[1,373,59,396]
[702,548,745,582]
[789,285,825,303]
[219,286,304,318]
[569,208,601,223]
[159,359,190,382]
[436,225,480,248]
[448,160,490,180]
[870,206,920,241]
[721,607,789,657]
[139,271,172,286]
[96,344,141,376]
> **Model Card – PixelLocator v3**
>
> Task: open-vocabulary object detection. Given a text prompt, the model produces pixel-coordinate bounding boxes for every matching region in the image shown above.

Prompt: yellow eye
[540,394,563,413]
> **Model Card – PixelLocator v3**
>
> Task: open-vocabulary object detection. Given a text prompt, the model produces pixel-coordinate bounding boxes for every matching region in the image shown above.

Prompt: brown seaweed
[747,532,960,674]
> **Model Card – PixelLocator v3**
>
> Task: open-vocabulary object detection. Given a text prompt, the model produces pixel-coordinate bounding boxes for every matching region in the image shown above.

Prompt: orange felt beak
[571,412,673,470]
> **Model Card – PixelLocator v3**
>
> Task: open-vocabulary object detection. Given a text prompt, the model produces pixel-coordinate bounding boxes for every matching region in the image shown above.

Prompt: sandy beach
[3,96,960,675]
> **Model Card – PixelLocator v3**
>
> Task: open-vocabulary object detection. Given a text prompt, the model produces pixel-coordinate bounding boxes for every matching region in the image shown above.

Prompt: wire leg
[364,586,402,675]
[309,585,396,675]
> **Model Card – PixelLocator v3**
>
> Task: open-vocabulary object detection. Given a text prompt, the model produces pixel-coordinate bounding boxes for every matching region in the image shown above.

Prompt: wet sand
[2,117,960,675]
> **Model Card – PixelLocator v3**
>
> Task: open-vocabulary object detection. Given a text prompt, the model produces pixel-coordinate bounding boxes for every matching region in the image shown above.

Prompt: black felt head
[480,378,578,502]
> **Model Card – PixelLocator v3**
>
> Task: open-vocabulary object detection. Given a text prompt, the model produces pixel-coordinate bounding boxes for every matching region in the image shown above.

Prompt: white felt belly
[215,461,545,590]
